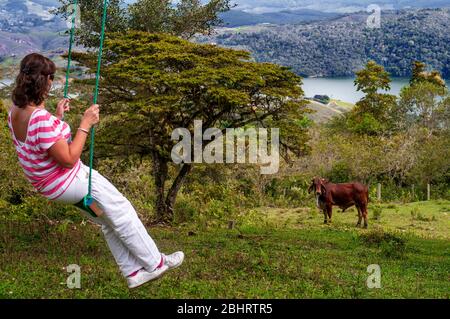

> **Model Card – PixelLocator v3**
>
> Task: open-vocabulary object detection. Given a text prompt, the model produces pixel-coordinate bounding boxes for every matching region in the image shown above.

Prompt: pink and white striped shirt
[7,108,81,200]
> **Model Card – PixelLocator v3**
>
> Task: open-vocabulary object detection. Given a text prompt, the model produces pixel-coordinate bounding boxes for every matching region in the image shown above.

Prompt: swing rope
[88,0,109,199]
[64,0,109,215]
[63,0,78,99]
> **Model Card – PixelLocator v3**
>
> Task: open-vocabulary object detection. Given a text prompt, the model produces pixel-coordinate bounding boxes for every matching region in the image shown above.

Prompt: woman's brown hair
[12,53,56,108]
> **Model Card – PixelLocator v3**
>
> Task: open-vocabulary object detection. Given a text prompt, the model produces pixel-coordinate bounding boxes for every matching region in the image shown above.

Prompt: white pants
[55,163,161,277]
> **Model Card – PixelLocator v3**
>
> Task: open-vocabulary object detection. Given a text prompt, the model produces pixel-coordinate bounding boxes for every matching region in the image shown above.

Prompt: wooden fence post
[377,183,382,201]
[427,184,431,201]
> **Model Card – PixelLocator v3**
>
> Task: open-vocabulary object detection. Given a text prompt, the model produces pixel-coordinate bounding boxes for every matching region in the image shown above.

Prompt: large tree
[410,61,447,88]
[399,79,449,135]
[72,32,309,223]
[55,0,231,47]
[348,61,397,135]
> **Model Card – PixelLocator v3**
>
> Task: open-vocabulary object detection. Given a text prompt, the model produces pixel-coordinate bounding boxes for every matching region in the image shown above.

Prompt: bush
[360,229,407,258]
[327,161,352,184]
[173,195,199,225]
[380,240,405,258]
[347,113,384,136]
[372,205,383,221]
[0,100,34,207]
[410,207,435,222]
[264,175,312,207]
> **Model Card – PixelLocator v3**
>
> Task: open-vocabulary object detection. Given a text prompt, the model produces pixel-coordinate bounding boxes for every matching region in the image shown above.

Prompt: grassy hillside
[0,31,68,59]
[0,201,448,298]
[306,99,354,123]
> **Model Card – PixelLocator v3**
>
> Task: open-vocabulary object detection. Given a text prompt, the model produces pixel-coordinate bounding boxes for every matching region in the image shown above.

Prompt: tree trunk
[152,152,169,223]
[165,164,192,221]
[165,164,192,219]
[152,150,192,223]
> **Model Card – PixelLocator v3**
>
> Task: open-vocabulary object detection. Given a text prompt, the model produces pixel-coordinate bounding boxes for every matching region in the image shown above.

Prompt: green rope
[63,0,78,99]
[87,0,109,198]
[64,0,108,203]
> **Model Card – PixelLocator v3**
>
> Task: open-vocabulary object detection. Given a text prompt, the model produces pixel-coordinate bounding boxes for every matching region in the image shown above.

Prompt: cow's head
[308,177,328,196]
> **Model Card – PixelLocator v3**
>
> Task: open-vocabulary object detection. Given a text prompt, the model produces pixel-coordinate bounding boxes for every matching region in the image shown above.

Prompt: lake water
[302,77,450,104]
[0,78,13,88]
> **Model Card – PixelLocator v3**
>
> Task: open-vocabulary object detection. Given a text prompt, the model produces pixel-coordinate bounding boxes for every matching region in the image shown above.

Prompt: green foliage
[0,100,33,205]
[355,61,391,95]
[306,61,450,194]
[175,164,268,225]
[411,61,427,85]
[398,80,450,132]
[372,205,383,221]
[313,95,330,104]
[360,229,406,258]
[326,161,352,183]
[55,0,128,48]
[173,195,199,225]
[301,121,450,198]
[410,133,450,185]
[295,115,314,129]
[346,112,384,136]
[264,175,312,207]
[346,61,398,135]
[379,239,406,258]
[71,31,309,221]
[411,61,447,87]
[410,207,436,222]
[55,0,231,47]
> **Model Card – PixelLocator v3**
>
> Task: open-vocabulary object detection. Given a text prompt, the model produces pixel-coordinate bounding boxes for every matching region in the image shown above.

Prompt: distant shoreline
[301,77,450,104]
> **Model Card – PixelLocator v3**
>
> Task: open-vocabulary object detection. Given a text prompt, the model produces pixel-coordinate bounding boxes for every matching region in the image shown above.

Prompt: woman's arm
[48,104,100,169]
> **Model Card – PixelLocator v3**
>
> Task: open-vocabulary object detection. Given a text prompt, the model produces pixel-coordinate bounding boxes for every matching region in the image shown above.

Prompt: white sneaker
[127,265,169,289]
[162,251,185,270]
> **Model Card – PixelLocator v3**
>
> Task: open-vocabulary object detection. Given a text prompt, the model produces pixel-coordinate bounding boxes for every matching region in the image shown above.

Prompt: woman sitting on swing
[7,53,184,289]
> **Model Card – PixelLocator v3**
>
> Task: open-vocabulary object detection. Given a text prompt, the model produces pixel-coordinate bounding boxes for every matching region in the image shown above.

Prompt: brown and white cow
[308,177,369,228]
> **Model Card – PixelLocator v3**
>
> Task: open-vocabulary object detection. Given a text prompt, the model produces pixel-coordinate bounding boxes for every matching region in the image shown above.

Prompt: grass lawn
[329,99,355,110]
[262,200,450,239]
[0,201,449,299]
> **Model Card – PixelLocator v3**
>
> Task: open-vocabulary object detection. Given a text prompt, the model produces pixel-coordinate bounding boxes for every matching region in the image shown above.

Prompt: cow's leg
[326,205,333,224]
[323,209,328,224]
[356,206,362,227]
[362,204,369,229]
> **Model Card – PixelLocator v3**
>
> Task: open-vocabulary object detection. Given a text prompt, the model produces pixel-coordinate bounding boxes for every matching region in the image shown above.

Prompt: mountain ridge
[200,8,450,79]
[1,2,450,81]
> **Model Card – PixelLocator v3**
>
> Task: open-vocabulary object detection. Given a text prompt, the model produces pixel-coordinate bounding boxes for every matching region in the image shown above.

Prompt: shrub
[327,161,352,184]
[0,100,34,207]
[372,205,383,221]
[173,195,199,225]
[410,207,434,222]
[380,240,405,258]
[360,229,406,258]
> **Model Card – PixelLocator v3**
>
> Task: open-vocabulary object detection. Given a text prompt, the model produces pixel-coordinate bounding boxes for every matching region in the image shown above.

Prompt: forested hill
[199,9,450,79]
